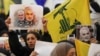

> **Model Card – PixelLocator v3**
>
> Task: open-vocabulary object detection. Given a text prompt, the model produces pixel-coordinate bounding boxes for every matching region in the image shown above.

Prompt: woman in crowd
[8,31,40,56]
[51,40,76,56]
[4,9,52,56]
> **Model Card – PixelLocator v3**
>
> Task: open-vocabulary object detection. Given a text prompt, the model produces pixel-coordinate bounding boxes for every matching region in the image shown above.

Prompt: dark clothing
[8,31,34,56]
[8,31,52,56]
[15,30,27,35]
[0,19,8,34]
[20,30,27,35]
[90,0,100,13]
[0,48,10,56]
[0,13,6,21]
[95,22,100,41]
[41,32,52,42]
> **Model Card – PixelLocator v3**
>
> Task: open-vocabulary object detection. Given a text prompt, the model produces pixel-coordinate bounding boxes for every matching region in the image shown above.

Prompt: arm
[8,31,25,56]
[41,31,52,42]
[41,18,52,42]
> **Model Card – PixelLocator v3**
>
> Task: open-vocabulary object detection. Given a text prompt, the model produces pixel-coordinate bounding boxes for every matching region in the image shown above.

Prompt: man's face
[25,8,35,22]
[17,10,24,21]
[79,27,91,41]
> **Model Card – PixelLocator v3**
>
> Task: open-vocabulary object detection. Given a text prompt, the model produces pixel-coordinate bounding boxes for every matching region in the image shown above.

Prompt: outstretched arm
[8,31,25,56]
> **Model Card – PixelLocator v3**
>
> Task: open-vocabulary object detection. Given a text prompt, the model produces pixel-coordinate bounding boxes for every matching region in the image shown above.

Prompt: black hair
[43,7,50,15]
[90,0,100,12]
[0,30,8,36]
[25,32,41,40]
[55,3,61,8]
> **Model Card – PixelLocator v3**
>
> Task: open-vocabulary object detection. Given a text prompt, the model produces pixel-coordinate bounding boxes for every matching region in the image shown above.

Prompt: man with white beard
[79,26,91,43]
[78,26,98,44]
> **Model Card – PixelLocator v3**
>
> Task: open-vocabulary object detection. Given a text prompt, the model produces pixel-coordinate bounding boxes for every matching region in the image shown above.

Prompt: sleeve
[95,22,100,41]
[41,32,52,42]
[8,31,25,56]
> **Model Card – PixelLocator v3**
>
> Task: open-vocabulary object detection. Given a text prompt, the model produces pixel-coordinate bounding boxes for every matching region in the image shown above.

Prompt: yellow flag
[75,39,90,56]
[44,0,91,42]
[3,0,14,15]
[0,0,2,12]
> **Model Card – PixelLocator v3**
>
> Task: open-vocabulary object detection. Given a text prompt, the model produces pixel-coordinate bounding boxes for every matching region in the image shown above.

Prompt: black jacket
[0,19,8,33]
[41,32,52,42]
[8,31,34,56]
[95,22,100,41]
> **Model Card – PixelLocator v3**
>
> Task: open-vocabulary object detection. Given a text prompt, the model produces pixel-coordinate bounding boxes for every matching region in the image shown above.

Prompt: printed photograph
[10,4,43,30]
[75,25,96,42]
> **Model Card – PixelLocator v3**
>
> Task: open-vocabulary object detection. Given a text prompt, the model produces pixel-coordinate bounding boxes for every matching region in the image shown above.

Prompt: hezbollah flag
[3,0,21,15]
[75,39,90,56]
[44,0,91,42]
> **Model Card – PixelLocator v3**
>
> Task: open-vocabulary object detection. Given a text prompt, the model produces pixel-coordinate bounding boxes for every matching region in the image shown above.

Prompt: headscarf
[51,42,74,56]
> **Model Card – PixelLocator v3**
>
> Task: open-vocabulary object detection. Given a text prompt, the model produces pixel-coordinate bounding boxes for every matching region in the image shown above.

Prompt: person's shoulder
[0,18,4,23]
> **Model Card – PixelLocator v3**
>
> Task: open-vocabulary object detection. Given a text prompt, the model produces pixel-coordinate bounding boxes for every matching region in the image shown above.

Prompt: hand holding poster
[10,4,43,30]
[34,41,57,56]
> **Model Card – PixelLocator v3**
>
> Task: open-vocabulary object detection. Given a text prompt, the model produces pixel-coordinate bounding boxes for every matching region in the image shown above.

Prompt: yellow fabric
[0,1,2,12]
[44,0,91,42]
[3,0,14,15]
[75,39,90,56]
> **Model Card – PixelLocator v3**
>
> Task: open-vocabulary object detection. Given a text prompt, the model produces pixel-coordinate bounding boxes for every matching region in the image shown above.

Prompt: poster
[88,43,100,56]
[75,25,96,41]
[34,41,57,56]
[10,4,43,30]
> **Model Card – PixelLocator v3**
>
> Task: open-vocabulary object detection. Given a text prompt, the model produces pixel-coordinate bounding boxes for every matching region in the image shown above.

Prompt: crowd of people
[0,4,100,56]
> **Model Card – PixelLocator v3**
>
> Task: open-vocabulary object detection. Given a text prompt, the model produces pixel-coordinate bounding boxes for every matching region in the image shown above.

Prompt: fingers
[5,17,11,28]
[90,38,98,43]
[42,18,47,26]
